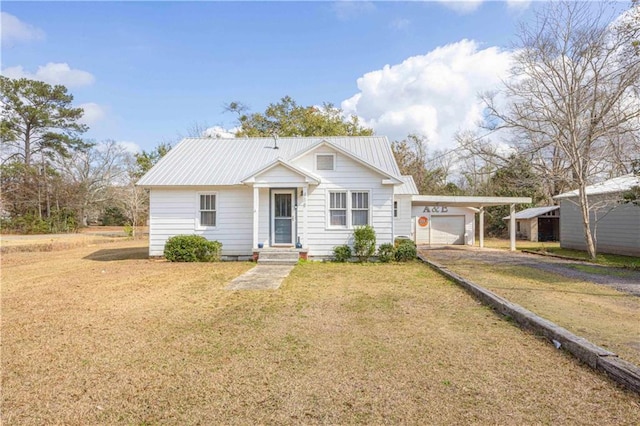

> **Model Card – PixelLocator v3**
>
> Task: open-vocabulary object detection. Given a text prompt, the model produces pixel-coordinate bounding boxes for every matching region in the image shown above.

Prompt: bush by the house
[353,225,376,262]
[395,239,417,262]
[377,243,395,263]
[333,245,352,262]
[164,235,222,262]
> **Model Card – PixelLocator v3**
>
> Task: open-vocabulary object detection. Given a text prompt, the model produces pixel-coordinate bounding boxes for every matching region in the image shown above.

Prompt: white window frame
[351,191,370,227]
[326,189,371,229]
[196,192,218,229]
[328,190,347,228]
[315,153,336,171]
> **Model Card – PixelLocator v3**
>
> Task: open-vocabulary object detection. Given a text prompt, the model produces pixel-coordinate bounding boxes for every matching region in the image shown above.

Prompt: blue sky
[2,1,625,153]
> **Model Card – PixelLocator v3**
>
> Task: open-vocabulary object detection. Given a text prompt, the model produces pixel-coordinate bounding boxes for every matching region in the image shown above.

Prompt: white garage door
[431,216,465,245]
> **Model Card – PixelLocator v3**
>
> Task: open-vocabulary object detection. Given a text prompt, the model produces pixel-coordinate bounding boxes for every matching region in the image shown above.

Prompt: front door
[272,190,295,245]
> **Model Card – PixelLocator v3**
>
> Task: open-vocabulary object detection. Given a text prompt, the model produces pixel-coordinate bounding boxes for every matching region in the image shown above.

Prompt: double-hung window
[199,193,216,227]
[328,190,370,228]
[329,192,347,227]
[351,191,369,226]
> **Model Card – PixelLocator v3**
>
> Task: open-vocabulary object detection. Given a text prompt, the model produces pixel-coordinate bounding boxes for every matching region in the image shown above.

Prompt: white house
[554,173,640,256]
[137,136,418,259]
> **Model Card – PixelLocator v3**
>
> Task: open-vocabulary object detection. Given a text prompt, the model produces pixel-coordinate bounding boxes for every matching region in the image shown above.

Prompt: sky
[0,1,629,154]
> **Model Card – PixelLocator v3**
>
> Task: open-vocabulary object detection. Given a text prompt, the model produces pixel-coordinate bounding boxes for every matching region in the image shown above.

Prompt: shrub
[333,245,352,262]
[100,206,128,226]
[377,243,395,263]
[395,239,417,262]
[123,224,134,237]
[164,235,222,262]
[353,225,376,262]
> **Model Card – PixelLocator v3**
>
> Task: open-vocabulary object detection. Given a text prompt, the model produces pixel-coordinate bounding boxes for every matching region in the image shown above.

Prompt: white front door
[272,190,295,245]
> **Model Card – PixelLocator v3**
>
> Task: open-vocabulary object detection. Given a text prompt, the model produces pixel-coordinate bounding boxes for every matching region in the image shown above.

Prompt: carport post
[479,207,484,249]
[509,203,516,252]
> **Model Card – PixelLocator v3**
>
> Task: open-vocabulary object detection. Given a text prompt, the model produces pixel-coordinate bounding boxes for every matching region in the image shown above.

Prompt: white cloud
[332,1,376,20]
[116,141,142,154]
[341,39,513,150]
[506,0,531,12]
[2,63,95,88]
[204,126,238,139]
[1,12,45,47]
[78,103,107,126]
[438,0,484,14]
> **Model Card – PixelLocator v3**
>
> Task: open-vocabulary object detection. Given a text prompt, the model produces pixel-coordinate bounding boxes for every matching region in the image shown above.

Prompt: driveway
[420,246,640,297]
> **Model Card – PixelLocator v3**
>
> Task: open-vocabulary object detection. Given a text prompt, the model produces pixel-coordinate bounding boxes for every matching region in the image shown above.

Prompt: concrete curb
[418,253,640,395]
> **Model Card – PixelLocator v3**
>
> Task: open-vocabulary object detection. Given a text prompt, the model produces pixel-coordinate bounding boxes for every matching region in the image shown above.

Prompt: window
[352,192,369,226]
[329,191,347,226]
[316,154,335,171]
[394,201,398,218]
[199,193,216,226]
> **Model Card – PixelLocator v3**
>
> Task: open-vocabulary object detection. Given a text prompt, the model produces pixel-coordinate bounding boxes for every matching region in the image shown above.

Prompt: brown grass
[434,257,640,366]
[2,240,639,425]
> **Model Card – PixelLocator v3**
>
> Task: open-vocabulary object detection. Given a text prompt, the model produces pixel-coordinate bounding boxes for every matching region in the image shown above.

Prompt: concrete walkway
[225,265,294,290]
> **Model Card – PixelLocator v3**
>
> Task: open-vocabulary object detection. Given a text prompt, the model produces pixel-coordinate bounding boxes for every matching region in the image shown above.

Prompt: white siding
[560,198,640,256]
[254,164,308,185]
[148,187,253,257]
[294,147,394,257]
[410,206,475,246]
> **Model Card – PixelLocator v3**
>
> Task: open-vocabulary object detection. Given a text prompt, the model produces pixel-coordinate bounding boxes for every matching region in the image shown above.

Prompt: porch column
[303,185,308,247]
[509,203,516,252]
[479,207,485,249]
[253,186,259,249]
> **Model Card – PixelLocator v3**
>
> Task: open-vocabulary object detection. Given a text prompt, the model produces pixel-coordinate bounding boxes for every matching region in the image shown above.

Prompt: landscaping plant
[353,225,376,262]
[377,243,396,263]
[395,239,417,262]
[333,245,352,262]
[164,235,222,262]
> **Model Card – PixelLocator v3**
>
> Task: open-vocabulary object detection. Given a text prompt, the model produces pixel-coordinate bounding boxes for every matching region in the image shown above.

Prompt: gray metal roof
[502,206,559,220]
[554,174,640,199]
[396,175,419,195]
[137,136,402,187]
[411,195,532,207]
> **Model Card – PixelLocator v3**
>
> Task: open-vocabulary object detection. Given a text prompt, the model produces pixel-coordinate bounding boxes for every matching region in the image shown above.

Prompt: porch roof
[412,195,532,207]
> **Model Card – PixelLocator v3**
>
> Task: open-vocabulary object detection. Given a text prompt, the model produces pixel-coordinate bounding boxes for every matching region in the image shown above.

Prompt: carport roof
[411,195,532,207]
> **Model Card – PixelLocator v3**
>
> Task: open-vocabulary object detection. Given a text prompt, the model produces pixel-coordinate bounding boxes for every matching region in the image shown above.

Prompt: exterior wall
[294,146,394,257]
[410,206,475,245]
[148,186,253,257]
[515,218,536,241]
[560,196,640,256]
[393,194,413,237]
[148,146,396,258]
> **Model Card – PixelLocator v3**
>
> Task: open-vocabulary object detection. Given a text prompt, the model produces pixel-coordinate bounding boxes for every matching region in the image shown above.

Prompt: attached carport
[411,195,533,251]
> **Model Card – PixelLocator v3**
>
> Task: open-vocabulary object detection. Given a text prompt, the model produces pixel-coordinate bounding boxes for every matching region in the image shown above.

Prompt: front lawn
[2,240,638,424]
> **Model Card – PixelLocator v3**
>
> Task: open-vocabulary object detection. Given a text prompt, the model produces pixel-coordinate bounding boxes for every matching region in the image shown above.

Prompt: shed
[553,174,640,256]
[502,206,560,242]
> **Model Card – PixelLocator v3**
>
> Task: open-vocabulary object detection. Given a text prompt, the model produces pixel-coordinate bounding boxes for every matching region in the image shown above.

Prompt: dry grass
[2,240,639,425]
[435,257,640,366]
[481,237,561,251]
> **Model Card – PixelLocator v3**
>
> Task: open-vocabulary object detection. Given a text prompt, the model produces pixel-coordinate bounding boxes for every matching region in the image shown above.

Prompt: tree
[228,96,373,137]
[0,77,88,167]
[60,140,131,226]
[133,142,172,179]
[391,134,448,194]
[482,1,640,258]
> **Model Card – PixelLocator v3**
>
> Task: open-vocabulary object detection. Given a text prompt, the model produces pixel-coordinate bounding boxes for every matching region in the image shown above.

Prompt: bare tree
[60,140,131,226]
[483,1,640,258]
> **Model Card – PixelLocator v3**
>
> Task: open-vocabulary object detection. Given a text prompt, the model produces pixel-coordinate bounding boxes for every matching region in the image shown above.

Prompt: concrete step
[257,258,299,265]
[257,250,300,265]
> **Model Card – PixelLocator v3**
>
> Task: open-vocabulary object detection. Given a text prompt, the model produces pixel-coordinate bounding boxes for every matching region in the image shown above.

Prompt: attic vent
[317,154,335,171]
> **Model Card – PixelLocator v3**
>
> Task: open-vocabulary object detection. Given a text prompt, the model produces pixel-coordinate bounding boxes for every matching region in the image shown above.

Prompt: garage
[431,215,465,245]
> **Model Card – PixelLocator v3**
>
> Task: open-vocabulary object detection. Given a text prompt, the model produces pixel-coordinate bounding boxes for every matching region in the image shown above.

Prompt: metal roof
[137,136,402,187]
[396,175,419,195]
[502,206,559,220]
[554,174,640,199]
[412,195,532,207]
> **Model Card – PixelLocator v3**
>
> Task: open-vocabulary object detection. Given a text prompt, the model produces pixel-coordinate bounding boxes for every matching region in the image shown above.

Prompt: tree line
[1,1,638,258]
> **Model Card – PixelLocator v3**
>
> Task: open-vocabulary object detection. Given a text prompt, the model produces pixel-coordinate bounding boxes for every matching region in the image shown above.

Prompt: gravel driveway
[420,246,640,296]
